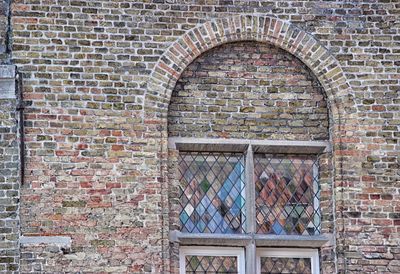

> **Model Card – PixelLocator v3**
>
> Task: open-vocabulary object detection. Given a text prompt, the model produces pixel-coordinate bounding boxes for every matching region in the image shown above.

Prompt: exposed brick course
[0,0,397,273]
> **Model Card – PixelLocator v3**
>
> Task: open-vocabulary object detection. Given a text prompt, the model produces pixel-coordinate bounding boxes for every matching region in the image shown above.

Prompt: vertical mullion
[245,145,255,233]
[245,242,256,274]
[245,145,256,274]
[313,157,320,234]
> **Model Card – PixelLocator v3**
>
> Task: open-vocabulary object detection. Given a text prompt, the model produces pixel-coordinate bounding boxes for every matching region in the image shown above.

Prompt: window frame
[256,248,320,274]
[169,137,331,274]
[179,246,246,274]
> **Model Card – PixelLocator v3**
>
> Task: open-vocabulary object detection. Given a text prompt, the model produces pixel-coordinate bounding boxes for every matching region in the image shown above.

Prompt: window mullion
[246,242,256,274]
[245,145,256,274]
[245,144,256,233]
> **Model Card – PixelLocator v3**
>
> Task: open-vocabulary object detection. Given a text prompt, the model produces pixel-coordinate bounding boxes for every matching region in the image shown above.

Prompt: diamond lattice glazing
[185,255,238,273]
[260,257,312,274]
[179,152,246,234]
[254,154,321,235]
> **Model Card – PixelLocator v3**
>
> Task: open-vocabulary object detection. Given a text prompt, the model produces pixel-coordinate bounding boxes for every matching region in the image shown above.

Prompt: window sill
[170,230,332,248]
[254,234,332,248]
[170,231,252,246]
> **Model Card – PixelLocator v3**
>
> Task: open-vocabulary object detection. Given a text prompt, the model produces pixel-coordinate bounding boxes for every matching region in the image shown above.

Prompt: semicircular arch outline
[145,14,354,127]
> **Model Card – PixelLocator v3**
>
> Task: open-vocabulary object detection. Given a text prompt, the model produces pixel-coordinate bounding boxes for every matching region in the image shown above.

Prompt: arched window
[168,41,333,274]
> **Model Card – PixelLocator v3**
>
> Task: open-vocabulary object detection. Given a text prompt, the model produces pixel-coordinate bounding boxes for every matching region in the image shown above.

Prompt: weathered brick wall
[20,243,65,273]
[0,65,19,273]
[168,41,328,141]
[0,0,10,64]
[0,100,19,273]
[12,1,164,272]
[4,0,400,273]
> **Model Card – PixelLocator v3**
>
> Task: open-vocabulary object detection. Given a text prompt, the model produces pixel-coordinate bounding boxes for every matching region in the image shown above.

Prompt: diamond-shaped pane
[254,154,321,235]
[185,255,238,273]
[179,152,246,233]
[260,257,312,274]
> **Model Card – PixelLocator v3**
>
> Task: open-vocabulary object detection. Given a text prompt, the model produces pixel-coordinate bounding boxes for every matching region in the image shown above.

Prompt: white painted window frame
[256,248,320,274]
[179,246,245,274]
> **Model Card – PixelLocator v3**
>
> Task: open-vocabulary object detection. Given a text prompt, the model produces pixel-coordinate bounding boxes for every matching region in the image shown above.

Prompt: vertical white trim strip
[238,247,246,274]
[179,250,185,274]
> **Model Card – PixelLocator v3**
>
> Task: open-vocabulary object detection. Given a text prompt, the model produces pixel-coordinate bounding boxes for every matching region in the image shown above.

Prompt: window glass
[254,154,321,235]
[178,152,246,233]
[256,248,319,274]
[177,150,322,274]
[260,257,312,274]
[180,247,245,274]
[185,255,238,273]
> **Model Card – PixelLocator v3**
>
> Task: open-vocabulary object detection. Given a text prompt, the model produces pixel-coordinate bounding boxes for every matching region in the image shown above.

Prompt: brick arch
[145,15,354,124]
[147,16,354,272]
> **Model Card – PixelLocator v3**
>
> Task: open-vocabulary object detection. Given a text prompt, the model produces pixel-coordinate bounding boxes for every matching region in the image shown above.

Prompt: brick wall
[2,0,399,273]
[168,41,328,141]
[0,65,19,273]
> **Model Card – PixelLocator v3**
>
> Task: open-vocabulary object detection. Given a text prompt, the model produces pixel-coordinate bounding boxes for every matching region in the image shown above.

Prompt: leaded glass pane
[185,255,238,274]
[254,154,321,235]
[260,257,312,274]
[179,152,246,233]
